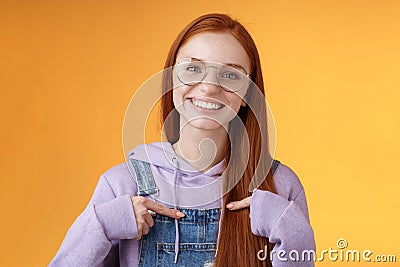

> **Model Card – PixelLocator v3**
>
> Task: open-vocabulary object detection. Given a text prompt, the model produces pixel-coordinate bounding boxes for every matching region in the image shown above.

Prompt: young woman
[50,13,315,267]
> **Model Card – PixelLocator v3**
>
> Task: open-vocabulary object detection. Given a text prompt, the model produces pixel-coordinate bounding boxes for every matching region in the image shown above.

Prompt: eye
[186,65,202,73]
[220,71,239,80]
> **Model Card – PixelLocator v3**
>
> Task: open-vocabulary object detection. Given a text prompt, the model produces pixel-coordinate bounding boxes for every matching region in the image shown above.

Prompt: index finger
[226,196,252,210]
[146,201,185,219]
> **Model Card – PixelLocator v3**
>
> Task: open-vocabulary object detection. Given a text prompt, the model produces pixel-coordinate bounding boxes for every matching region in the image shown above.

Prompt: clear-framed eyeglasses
[174,57,251,92]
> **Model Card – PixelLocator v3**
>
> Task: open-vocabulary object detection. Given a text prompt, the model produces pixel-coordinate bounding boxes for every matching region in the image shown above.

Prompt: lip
[188,97,225,106]
[186,97,226,114]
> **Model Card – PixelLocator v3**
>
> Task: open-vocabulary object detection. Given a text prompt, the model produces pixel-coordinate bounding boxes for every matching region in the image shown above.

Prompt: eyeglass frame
[174,57,251,93]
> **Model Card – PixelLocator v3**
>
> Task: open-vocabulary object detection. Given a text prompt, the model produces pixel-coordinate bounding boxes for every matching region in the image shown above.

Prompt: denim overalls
[128,158,280,266]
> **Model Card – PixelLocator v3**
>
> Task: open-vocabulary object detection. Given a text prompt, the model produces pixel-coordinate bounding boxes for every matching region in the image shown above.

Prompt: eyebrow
[190,57,248,72]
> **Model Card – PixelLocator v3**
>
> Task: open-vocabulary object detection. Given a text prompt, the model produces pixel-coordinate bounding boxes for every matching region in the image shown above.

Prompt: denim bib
[128,158,280,266]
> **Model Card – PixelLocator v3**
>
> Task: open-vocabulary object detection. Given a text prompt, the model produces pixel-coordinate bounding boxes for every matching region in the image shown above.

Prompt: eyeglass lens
[175,58,248,92]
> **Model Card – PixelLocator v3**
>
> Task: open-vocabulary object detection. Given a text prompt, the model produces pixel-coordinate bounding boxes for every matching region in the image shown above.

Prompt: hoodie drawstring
[172,157,180,263]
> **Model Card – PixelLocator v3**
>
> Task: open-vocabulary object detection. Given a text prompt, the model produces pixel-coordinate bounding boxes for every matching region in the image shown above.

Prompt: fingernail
[176,211,185,217]
[226,203,233,209]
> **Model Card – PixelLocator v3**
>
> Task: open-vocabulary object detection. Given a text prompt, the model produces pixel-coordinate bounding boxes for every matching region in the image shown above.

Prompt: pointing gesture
[131,196,185,240]
[226,196,252,210]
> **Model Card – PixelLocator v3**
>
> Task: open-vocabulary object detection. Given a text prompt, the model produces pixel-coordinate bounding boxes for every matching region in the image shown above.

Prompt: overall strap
[271,159,281,175]
[128,158,159,196]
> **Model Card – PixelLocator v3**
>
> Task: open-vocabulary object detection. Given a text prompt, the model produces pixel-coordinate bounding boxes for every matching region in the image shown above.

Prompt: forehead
[176,32,250,73]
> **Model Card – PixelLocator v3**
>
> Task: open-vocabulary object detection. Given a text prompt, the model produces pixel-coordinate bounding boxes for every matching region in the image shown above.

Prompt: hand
[130,196,185,240]
[226,196,252,210]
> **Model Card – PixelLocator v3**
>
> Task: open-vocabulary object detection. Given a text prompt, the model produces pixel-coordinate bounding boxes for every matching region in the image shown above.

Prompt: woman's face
[172,32,251,131]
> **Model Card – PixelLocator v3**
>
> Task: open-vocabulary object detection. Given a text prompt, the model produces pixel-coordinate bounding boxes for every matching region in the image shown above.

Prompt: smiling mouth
[190,99,225,110]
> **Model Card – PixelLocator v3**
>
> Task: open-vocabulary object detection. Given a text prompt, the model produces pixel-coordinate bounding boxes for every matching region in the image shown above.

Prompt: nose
[199,67,221,95]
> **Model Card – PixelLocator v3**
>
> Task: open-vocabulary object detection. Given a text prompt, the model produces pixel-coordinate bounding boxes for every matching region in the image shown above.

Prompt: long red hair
[161,13,276,266]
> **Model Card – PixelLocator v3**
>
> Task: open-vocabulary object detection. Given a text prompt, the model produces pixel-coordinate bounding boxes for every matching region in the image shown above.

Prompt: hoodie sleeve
[250,181,316,266]
[49,174,138,267]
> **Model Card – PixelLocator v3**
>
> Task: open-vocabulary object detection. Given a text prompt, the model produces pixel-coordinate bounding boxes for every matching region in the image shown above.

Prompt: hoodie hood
[127,142,224,176]
[127,141,224,208]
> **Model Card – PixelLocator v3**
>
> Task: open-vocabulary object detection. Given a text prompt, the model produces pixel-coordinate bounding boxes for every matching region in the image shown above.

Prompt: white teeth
[193,99,223,110]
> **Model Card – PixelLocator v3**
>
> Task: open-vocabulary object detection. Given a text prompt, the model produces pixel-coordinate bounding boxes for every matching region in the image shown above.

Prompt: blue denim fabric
[271,159,280,174]
[129,158,159,196]
[138,208,220,266]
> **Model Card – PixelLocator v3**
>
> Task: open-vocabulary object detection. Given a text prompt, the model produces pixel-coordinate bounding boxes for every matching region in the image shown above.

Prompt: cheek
[172,86,189,103]
[172,86,192,115]
[172,71,190,106]
[172,89,182,115]
[227,94,245,113]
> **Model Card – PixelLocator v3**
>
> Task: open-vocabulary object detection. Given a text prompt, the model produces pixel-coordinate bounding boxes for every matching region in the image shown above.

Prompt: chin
[189,119,226,131]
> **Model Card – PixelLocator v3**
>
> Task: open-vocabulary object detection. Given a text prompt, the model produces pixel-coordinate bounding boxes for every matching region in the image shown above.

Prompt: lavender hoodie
[49,142,315,266]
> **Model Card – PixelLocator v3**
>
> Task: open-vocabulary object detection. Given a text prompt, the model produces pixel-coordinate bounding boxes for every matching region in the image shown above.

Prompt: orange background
[1,1,399,266]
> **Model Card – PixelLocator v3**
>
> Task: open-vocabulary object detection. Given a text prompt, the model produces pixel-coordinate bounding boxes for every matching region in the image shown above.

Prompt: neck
[172,122,228,173]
